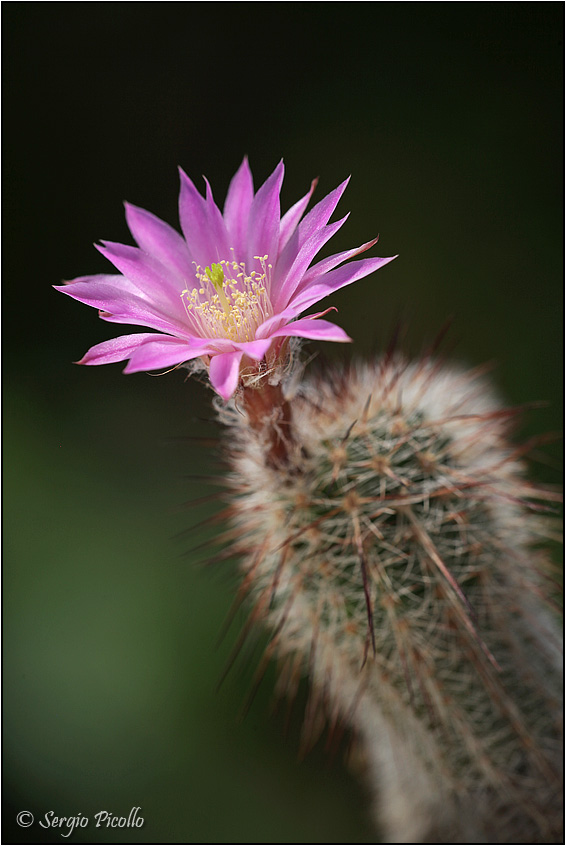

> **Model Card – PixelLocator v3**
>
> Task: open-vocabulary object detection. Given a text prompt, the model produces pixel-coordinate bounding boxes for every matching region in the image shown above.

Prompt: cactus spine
[215,356,562,844]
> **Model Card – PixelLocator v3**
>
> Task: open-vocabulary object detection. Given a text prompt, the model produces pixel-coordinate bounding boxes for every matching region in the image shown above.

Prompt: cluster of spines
[188,355,562,842]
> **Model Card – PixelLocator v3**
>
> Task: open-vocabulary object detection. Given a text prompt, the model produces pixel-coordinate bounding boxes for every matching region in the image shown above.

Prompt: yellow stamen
[181,255,273,343]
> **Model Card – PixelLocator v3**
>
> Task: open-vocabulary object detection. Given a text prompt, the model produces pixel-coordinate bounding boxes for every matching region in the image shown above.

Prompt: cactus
[56,156,561,843]
[214,355,562,844]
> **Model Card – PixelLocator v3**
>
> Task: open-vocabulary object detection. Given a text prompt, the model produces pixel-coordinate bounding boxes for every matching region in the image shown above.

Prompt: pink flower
[55,159,396,399]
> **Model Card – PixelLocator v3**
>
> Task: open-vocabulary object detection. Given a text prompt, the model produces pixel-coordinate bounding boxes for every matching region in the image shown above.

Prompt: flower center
[181,255,273,343]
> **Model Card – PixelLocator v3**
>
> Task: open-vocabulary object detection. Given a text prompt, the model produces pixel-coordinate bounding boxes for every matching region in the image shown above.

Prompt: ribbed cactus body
[221,357,562,843]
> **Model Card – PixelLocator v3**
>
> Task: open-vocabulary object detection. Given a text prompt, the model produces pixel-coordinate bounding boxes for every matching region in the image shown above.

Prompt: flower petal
[55,273,138,300]
[278,178,317,255]
[292,176,350,241]
[178,168,229,267]
[78,333,214,370]
[223,157,254,261]
[246,160,284,267]
[233,338,274,361]
[288,255,398,313]
[123,336,213,373]
[124,203,194,280]
[273,178,350,298]
[299,238,379,286]
[55,274,191,337]
[254,307,303,340]
[78,333,165,366]
[269,317,351,343]
[203,177,231,258]
[208,351,244,400]
[96,241,184,313]
[271,214,349,311]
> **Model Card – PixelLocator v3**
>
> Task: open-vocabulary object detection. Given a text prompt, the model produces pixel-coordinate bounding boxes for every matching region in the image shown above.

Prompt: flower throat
[181,255,273,343]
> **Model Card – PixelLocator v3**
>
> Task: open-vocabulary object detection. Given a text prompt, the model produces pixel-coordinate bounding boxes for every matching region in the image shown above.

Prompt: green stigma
[205,263,225,293]
[205,262,230,314]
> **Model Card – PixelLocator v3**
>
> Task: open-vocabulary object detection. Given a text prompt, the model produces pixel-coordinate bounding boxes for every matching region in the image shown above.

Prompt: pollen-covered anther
[181,256,273,343]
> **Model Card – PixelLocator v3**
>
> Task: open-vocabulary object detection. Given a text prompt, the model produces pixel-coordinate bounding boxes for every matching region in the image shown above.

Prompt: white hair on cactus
[217,356,562,844]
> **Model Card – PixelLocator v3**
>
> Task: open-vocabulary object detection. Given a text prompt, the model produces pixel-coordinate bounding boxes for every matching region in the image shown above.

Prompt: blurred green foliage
[3,4,562,843]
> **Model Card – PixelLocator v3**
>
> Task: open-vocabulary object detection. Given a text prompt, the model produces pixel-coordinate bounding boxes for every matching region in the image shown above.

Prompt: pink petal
[273,178,350,296]
[233,338,274,361]
[96,241,184,313]
[123,336,213,373]
[55,274,191,337]
[78,333,166,365]
[97,310,190,336]
[288,255,398,313]
[278,178,317,255]
[55,273,138,299]
[223,157,254,261]
[178,168,229,267]
[269,317,352,343]
[203,177,231,258]
[208,351,244,400]
[271,214,349,311]
[299,238,379,286]
[124,203,194,280]
[255,307,302,340]
[246,161,284,267]
[293,177,350,240]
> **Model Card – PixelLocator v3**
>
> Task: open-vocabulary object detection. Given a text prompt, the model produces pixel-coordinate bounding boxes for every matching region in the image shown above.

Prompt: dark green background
[4,3,563,843]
